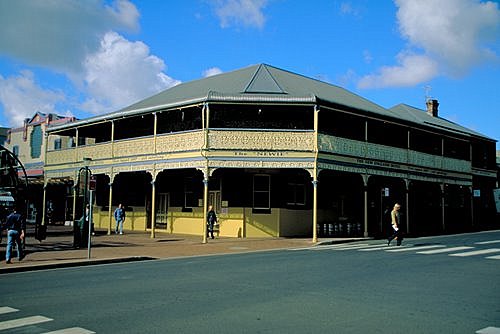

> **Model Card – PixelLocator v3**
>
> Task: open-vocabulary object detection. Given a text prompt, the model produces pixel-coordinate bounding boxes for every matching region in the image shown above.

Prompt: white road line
[485,255,500,260]
[449,248,500,257]
[289,243,369,251]
[417,246,474,254]
[330,244,384,251]
[476,326,500,334]
[309,243,371,251]
[0,315,53,331]
[475,240,500,245]
[358,245,406,252]
[385,245,445,252]
[43,327,96,334]
[0,307,18,315]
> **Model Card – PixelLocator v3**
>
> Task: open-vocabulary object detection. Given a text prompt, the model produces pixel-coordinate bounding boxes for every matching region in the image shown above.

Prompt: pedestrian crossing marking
[0,306,95,333]
[327,244,383,251]
[359,245,409,252]
[312,243,370,250]
[292,240,500,260]
[475,240,500,245]
[0,315,53,331]
[0,306,18,315]
[417,246,474,254]
[43,327,96,334]
[476,326,500,334]
[386,245,445,252]
[450,248,500,257]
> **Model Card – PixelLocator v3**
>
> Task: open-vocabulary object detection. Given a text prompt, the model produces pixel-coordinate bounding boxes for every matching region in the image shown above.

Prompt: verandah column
[41,180,48,226]
[202,175,209,244]
[312,104,319,243]
[201,103,209,244]
[362,175,369,237]
[312,177,318,243]
[405,179,411,234]
[151,178,156,238]
[107,176,114,235]
[440,183,446,232]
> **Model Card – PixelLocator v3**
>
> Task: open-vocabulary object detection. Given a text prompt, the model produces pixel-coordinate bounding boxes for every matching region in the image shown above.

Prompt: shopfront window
[253,175,270,210]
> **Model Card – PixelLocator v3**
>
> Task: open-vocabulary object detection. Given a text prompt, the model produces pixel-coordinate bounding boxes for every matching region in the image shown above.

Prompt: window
[54,138,62,150]
[253,175,270,209]
[30,125,42,158]
[184,177,198,208]
[77,136,86,146]
[287,180,306,206]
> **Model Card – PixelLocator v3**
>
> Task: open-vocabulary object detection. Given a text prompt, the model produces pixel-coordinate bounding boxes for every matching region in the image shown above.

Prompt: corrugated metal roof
[389,103,492,139]
[47,64,494,141]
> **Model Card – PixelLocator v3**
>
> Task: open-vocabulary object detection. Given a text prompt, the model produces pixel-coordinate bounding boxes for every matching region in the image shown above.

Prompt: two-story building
[5,112,76,223]
[43,64,498,241]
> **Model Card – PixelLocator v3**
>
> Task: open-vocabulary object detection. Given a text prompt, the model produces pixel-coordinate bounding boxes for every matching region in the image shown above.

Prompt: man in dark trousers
[206,205,217,240]
[4,209,26,264]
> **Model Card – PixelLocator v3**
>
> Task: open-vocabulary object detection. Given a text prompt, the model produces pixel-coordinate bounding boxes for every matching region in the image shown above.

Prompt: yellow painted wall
[243,207,280,237]
[279,209,312,236]
[91,205,312,238]
[92,206,146,231]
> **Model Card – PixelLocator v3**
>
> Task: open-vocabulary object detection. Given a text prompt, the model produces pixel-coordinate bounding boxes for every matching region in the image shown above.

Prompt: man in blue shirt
[114,204,126,235]
[4,209,25,264]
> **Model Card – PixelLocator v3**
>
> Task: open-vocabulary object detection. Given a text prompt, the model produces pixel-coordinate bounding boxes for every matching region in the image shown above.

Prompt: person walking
[387,203,403,246]
[114,204,126,235]
[4,209,25,264]
[206,205,217,240]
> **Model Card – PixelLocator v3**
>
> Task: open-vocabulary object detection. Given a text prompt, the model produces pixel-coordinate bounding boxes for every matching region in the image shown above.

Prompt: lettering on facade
[356,158,400,169]
[233,151,287,157]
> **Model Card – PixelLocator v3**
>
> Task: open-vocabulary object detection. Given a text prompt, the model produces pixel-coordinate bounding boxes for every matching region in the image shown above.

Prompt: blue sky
[0,0,499,148]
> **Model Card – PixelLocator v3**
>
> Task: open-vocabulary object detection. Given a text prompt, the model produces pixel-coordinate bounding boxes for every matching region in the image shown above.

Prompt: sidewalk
[0,225,369,274]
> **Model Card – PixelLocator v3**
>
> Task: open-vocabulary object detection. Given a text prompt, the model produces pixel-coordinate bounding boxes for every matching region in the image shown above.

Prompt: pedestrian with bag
[387,203,403,246]
[206,205,217,240]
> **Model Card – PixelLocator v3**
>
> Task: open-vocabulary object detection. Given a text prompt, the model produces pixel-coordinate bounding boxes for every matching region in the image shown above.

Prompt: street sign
[89,175,97,191]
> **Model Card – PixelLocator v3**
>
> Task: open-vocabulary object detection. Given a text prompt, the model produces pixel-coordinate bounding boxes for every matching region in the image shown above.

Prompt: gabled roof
[389,103,491,140]
[116,63,394,118]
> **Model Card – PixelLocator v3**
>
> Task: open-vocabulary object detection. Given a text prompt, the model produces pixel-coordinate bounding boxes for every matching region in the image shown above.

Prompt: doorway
[156,193,169,229]
[209,191,221,213]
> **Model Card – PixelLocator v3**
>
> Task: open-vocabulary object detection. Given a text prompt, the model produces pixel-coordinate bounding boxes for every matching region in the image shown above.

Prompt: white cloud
[81,32,180,114]
[358,0,500,89]
[358,53,438,89]
[202,67,223,77]
[340,2,361,17]
[0,1,180,119]
[0,71,65,126]
[0,0,140,74]
[396,0,499,75]
[211,0,267,28]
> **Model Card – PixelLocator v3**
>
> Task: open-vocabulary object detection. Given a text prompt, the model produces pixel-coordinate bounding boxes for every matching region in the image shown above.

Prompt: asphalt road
[1,231,499,333]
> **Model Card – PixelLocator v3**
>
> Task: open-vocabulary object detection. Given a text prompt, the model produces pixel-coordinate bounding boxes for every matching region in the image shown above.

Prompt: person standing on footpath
[114,204,126,235]
[387,203,403,246]
[206,205,217,240]
[4,208,26,264]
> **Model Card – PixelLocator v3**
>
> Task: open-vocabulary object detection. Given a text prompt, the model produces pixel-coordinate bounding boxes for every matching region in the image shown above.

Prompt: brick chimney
[426,99,439,117]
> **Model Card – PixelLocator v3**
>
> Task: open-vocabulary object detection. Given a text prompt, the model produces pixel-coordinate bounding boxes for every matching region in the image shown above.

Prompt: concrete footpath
[0,225,368,274]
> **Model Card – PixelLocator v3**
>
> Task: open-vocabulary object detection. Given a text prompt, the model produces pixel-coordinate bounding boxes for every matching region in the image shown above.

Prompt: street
[1,231,499,333]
